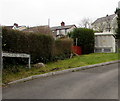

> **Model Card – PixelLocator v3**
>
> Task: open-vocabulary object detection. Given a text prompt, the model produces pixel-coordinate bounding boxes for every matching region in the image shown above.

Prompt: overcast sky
[0,0,119,27]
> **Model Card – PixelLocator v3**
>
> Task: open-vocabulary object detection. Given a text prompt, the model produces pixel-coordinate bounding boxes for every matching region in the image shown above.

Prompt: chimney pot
[61,21,65,26]
[14,23,18,27]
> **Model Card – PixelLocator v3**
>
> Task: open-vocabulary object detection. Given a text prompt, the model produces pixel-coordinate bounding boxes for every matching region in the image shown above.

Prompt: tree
[115,8,120,39]
[68,28,94,54]
[79,18,93,29]
[115,8,120,52]
[24,26,52,35]
[97,22,105,32]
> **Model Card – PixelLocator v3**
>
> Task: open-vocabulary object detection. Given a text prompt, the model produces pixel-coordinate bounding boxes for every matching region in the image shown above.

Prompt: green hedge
[53,38,73,60]
[2,28,73,64]
[28,33,54,63]
[2,28,54,63]
[68,28,95,54]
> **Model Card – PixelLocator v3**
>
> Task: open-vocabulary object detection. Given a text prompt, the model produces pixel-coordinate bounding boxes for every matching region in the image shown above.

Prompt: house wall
[95,34,116,53]
[66,26,76,33]
[56,26,76,36]
[57,30,59,35]
[61,29,66,35]
[56,29,66,35]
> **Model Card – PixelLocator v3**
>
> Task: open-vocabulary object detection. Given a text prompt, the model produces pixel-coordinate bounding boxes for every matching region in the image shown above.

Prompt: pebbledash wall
[94,32,116,53]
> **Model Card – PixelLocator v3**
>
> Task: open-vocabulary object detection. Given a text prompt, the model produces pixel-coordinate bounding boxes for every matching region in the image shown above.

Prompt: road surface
[3,63,119,99]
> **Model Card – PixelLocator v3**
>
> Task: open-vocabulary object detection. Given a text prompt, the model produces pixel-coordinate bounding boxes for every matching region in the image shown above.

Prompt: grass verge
[3,53,119,84]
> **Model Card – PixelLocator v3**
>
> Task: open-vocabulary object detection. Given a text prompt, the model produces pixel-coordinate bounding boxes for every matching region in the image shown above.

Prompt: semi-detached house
[92,14,117,53]
[51,22,77,38]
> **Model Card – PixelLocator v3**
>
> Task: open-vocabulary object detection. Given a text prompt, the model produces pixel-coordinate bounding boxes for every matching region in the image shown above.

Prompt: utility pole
[48,18,50,27]
[76,38,78,46]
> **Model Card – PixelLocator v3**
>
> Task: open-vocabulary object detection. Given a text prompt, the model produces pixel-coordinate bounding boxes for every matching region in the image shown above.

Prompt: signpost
[2,52,31,69]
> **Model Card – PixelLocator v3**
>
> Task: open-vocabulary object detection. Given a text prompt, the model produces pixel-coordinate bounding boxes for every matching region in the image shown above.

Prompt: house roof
[3,25,26,30]
[92,14,116,25]
[23,25,49,32]
[4,26,13,29]
[22,25,52,35]
[94,32,115,36]
[51,25,76,31]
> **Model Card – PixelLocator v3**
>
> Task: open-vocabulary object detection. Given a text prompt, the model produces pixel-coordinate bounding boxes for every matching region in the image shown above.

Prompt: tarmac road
[2,63,118,99]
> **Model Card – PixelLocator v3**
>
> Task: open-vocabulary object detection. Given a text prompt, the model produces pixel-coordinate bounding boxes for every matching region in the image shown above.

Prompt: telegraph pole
[48,18,50,27]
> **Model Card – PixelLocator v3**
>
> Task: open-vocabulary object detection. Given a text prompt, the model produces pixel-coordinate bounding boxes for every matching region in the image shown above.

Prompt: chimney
[61,21,65,26]
[14,23,18,27]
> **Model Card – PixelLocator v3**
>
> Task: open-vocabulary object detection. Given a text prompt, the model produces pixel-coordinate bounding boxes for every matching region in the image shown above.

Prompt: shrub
[68,28,94,54]
[115,8,120,39]
[2,28,73,64]
[53,38,73,60]
[2,27,54,63]
[2,28,29,53]
[28,33,54,63]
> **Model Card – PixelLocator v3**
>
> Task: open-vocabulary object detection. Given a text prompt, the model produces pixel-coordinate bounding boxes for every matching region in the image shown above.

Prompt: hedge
[2,28,54,63]
[2,28,73,64]
[68,28,95,54]
[53,38,73,60]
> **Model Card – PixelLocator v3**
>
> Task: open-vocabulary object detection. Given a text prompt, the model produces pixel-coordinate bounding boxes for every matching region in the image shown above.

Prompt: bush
[53,38,73,60]
[2,28,73,64]
[28,33,54,63]
[2,27,54,63]
[115,8,120,39]
[68,28,94,54]
[2,28,29,53]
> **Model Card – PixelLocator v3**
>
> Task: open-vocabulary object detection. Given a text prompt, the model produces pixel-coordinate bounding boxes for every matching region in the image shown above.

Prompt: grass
[2,53,119,84]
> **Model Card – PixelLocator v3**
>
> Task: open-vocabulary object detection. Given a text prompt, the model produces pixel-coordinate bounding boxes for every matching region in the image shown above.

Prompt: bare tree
[97,22,105,32]
[35,26,52,35]
[24,26,52,35]
[79,17,93,29]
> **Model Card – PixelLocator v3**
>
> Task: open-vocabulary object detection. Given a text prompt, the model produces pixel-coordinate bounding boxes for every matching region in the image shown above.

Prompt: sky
[0,0,119,27]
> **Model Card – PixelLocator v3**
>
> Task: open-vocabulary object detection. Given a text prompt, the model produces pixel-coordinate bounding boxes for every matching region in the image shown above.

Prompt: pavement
[2,62,119,99]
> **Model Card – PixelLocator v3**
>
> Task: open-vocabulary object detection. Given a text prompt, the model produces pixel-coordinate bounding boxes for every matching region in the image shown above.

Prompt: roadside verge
[5,60,120,86]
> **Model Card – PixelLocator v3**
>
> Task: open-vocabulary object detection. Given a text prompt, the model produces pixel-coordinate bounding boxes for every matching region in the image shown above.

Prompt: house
[4,23,27,31]
[92,14,118,53]
[92,14,117,33]
[51,22,77,38]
